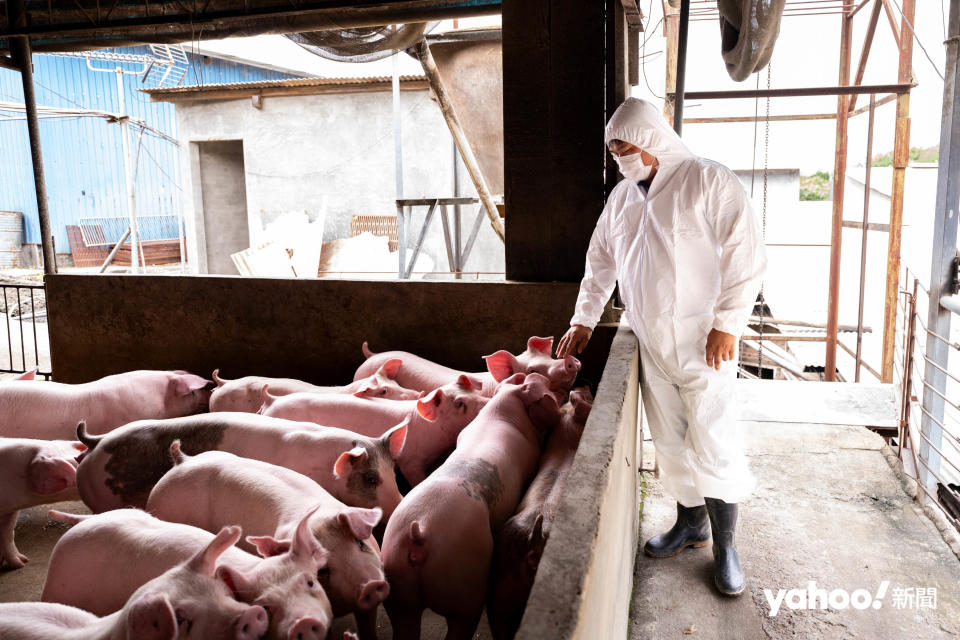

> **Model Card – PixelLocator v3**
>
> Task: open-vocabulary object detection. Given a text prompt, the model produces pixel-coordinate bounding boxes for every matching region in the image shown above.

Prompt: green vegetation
[800,170,831,201]
[872,145,939,167]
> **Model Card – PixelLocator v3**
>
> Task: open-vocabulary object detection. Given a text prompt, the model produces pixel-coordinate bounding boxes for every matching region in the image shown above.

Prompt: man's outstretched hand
[557,325,593,359]
[705,328,737,370]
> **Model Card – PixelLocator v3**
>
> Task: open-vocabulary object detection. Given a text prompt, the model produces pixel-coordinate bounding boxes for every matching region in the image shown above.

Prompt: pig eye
[364,473,380,487]
[307,578,315,588]
[380,389,388,396]
[175,611,192,632]
[455,400,464,409]
[358,539,368,551]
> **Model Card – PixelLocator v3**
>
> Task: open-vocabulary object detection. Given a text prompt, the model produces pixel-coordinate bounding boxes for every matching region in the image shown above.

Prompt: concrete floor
[631,381,960,640]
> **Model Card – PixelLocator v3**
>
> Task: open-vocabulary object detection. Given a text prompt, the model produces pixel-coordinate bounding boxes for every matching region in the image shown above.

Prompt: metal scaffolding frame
[665,0,918,383]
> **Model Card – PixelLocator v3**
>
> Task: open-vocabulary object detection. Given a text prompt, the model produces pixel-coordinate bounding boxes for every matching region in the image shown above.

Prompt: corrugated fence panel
[0,47,299,255]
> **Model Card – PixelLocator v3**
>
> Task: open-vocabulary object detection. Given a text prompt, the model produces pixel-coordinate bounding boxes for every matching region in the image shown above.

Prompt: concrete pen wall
[517,320,641,640]
[44,275,616,386]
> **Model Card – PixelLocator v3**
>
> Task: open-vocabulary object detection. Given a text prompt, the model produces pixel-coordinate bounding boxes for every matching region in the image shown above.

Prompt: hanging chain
[758,62,771,376]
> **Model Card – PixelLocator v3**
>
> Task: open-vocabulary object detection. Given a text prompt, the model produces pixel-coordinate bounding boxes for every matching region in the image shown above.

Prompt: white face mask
[614,151,654,182]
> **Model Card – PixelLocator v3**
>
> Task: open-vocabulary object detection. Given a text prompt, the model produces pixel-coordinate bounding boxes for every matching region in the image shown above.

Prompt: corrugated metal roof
[141,75,428,96]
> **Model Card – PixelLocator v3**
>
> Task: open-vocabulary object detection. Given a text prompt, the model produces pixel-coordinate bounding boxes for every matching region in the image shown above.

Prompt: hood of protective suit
[605,98,694,168]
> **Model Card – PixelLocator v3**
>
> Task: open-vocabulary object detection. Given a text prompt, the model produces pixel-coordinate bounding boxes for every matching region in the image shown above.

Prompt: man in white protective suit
[556,97,766,596]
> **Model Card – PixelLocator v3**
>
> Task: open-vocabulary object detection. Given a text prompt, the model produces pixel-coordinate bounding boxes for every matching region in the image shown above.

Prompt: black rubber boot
[643,502,710,558]
[705,497,745,596]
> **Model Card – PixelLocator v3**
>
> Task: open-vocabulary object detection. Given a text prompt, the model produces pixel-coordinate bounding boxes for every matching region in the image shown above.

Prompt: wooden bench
[65,224,185,268]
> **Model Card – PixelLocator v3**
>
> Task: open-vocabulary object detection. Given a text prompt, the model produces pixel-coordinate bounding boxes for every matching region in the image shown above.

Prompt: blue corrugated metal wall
[0,47,298,254]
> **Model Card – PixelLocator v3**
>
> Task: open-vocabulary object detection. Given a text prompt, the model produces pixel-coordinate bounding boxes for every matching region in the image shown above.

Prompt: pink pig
[147,447,388,640]
[75,412,406,519]
[381,373,561,640]
[486,387,593,640]
[0,525,268,640]
[0,437,86,569]
[259,376,488,486]
[355,336,581,398]
[43,508,332,640]
[210,361,419,413]
[0,369,211,440]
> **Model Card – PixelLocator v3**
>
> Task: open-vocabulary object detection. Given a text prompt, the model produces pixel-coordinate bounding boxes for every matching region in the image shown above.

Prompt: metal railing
[895,268,960,532]
[0,284,51,380]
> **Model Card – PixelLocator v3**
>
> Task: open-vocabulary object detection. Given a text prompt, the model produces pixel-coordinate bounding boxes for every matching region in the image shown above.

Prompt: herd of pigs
[0,336,590,640]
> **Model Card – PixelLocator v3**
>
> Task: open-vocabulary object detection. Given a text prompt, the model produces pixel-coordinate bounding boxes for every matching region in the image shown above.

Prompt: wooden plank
[503,0,608,282]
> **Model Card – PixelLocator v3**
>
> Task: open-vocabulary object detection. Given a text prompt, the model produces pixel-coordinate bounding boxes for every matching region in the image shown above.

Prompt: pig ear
[378,358,403,379]
[290,505,328,565]
[351,382,378,398]
[501,372,527,387]
[246,535,290,558]
[527,336,554,355]
[380,418,409,459]
[124,592,177,640]
[13,367,37,381]
[416,389,444,421]
[214,564,256,599]
[573,396,593,423]
[27,455,76,495]
[484,350,520,382]
[456,375,475,390]
[173,372,210,396]
[187,525,241,575]
[72,442,88,452]
[333,447,368,479]
[525,514,547,571]
[338,507,382,540]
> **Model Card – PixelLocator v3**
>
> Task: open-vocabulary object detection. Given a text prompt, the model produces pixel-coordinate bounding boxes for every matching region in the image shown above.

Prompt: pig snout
[356,580,389,610]
[288,616,328,640]
[236,605,268,640]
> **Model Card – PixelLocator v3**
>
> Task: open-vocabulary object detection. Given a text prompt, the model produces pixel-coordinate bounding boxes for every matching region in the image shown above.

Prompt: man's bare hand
[557,325,593,359]
[705,329,737,370]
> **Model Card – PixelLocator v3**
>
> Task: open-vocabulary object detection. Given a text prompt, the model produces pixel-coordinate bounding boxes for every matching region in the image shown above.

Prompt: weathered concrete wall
[517,320,641,640]
[174,87,505,277]
[44,275,613,386]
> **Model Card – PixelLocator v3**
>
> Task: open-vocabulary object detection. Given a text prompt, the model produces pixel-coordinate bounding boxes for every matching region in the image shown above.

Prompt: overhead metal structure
[0,0,500,53]
[667,0,917,383]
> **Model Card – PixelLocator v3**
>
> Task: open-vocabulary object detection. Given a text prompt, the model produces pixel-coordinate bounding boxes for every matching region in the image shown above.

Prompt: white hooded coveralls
[571,98,767,506]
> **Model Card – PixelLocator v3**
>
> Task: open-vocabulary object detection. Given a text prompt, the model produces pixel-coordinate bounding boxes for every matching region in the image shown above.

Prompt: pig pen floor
[0,503,494,640]
[631,380,960,640]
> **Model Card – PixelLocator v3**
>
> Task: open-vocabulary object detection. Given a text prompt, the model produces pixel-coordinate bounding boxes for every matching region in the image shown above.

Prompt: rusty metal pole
[825,0,854,381]
[855,94,876,382]
[880,0,916,383]
[9,0,56,275]
[662,1,680,123]
[412,38,504,242]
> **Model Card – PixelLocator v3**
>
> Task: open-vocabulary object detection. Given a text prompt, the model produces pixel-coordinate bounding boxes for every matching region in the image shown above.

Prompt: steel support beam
[919,0,960,497]
[847,0,882,114]
[825,0,854,381]
[9,0,56,275]
[673,82,912,100]
[880,0,916,382]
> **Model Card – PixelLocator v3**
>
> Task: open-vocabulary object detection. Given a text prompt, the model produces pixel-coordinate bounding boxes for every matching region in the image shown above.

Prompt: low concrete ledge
[43,274,616,385]
[517,319,641,639]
